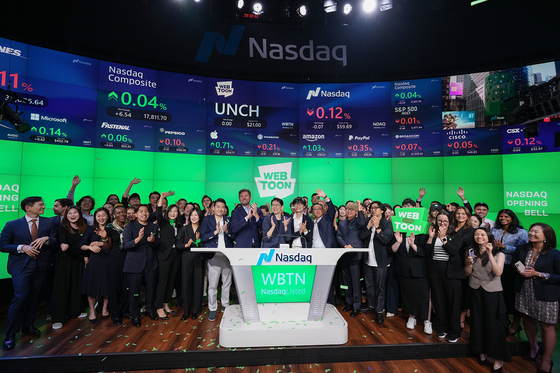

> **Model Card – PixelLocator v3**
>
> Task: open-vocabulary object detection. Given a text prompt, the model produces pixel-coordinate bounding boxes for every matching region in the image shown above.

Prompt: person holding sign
[465,228,510,373]
[391,228,432,334]
[426,211,464,343]
[358,203,394,323]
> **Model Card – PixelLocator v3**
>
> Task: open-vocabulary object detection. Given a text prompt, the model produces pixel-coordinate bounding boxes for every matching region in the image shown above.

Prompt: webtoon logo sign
[254,162,295,199]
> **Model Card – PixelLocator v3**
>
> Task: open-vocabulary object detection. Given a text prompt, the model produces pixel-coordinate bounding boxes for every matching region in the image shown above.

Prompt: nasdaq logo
[195,25,245,63]
[306,88,320,100]
[306,87,350,100]
[256,249,312,265]
[257,249,275,266]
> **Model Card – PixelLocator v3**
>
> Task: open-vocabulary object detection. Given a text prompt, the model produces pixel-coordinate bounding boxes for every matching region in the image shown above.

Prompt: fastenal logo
[302,134,324,142]
[195,25,245,63]
[306,87,350,100]
[216,81,234,97]
[101,122,130,130]
[255,162,295,199]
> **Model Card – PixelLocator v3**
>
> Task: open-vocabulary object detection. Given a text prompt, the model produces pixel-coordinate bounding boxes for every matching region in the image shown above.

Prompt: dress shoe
[146,312,159,320]
[111,318,122,326]
[132,318,142,327]
[376,312,384,324]
[350,310,360,317]
[123,312,132,319]
[22,326,41,337]
[360,305,376,313]
[181,314,189,321]
[191,313,198,320]
[2,335,15,351]
[342,305,352,312]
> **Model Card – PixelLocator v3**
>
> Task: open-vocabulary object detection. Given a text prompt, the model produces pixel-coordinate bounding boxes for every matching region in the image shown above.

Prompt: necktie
[31,219,38,241]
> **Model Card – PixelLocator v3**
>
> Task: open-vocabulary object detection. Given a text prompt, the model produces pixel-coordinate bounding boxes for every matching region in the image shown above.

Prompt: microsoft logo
[195,25,245,63]
[30,113,40,121]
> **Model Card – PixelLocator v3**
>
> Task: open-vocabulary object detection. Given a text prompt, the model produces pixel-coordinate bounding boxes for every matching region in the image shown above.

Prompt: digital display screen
[0,37,559,280]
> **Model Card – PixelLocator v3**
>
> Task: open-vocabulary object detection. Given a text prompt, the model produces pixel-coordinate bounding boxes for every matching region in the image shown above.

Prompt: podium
[192,246,368,348]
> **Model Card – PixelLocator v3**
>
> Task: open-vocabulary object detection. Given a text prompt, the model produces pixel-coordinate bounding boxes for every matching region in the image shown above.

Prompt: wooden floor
[0,301,558,373]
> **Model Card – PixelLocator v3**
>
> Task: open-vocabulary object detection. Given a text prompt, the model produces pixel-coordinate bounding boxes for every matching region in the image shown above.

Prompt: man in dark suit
[289,197,314,248]
[0,196,58,350]
[358,203,395,323]
[122,205,160,326]
[51,198,73,229]
[230,189,263,248]
[201,198,236,321]
[310,189,337,249]
[337,201,366,317]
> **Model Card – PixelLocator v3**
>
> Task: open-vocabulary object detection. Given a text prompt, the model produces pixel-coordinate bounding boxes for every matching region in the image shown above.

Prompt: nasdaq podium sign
[192,246,367,347]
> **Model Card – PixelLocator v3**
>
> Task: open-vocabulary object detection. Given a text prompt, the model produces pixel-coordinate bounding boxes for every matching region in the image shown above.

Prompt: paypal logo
[195,25,245,63]
[257,249,275,266]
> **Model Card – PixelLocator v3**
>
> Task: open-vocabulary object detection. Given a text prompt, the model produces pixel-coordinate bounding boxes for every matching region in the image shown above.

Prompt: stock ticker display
[1,37,559,158]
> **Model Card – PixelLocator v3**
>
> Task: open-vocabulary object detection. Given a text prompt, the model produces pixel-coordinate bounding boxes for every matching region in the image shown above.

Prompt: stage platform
[0,301,534,373]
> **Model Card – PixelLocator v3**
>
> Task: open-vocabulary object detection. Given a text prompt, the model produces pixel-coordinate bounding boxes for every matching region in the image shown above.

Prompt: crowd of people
[0,177,558,373]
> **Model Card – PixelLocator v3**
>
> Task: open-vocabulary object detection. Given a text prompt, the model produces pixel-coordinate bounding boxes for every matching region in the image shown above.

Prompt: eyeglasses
[437,220,449,224]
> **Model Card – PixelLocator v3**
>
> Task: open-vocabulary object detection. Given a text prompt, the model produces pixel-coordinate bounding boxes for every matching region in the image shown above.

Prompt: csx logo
[507,128,521,134]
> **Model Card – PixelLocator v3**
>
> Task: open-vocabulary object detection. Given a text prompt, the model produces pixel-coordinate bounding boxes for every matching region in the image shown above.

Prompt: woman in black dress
[51,206,88,330]
[155,192,182,319]
[80,207,111,322]
[425,210,464,343]
[177,208,204,320]
[465,228,510,373]
[453,206,474,328]
[105,204,128,325]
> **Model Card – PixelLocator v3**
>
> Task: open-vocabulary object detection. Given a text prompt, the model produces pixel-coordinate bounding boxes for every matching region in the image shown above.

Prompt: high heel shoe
[537,361,553,373]
[524,346,540,361]
[509,325,523,336]
[477,355,487,365]
[491,365,503,373]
